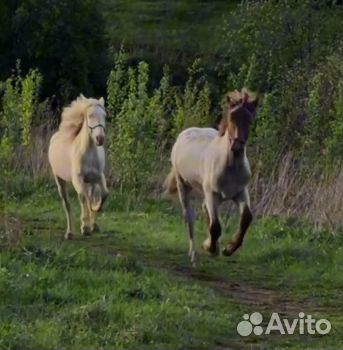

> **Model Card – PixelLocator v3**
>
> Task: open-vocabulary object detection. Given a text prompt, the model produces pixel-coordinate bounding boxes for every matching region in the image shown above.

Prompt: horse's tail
[89,183,103,212]
[163,168,178,195]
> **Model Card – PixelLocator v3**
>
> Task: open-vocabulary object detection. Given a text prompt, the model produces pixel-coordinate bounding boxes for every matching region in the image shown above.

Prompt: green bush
[248,49,343,174]
[0,64,42,162]
[173,59,211,137]
[216,0,342,92]
[107,60,172,192]
[6,0,106,102]
[107,55,212,193]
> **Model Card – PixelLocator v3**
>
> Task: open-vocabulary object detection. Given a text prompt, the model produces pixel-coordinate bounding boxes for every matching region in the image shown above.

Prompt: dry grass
[10,125,54,182]
[250,153,343,232]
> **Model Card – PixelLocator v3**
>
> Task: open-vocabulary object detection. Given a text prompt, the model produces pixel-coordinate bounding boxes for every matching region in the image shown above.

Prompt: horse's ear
[99,97,105,106]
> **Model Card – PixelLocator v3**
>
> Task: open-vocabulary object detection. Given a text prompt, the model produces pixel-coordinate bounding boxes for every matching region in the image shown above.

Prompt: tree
[6,0,106,103]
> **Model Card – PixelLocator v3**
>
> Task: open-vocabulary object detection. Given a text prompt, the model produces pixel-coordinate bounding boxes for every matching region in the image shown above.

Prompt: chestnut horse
[164,89,259,264]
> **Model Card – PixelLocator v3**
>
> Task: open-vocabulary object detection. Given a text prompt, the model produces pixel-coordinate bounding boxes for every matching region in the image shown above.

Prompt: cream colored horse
[165,89,259,264]
[48,95,108,239]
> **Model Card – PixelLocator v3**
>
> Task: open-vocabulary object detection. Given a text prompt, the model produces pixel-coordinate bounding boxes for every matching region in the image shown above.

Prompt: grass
[1,185,342,349]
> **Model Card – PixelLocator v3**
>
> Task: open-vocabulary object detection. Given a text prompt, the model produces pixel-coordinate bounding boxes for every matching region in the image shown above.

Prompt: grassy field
[1,185,342,350]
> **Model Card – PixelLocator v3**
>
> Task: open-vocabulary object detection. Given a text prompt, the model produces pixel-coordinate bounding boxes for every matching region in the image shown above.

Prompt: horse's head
[219,89,258,153]
[84,96,106,146]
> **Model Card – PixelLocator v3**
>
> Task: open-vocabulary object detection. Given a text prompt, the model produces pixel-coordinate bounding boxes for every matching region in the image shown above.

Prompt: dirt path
[3,215,337,318]
[83,239,332,317]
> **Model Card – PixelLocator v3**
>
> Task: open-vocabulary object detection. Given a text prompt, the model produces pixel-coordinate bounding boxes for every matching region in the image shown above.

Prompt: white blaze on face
[87,105,106,146]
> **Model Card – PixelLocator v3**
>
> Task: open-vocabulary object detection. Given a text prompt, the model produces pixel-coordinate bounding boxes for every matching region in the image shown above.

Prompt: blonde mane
[59,95,103,136]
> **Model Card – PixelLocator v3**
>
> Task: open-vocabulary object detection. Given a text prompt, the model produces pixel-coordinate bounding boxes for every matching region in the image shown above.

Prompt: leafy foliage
[213,0,343,171]
[216,0,342,92]
[173,59,211,137]
[107,55,213,192]
[0,0,106,103]
[0,64,42,162]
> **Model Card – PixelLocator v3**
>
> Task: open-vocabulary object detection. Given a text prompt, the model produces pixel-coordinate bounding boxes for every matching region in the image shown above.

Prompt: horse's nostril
[231,139,245,152]
[96,135,104,145]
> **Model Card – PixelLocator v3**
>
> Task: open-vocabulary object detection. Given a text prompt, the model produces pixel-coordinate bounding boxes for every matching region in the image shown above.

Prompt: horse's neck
[219,131,247,169]
[231,149,247,169]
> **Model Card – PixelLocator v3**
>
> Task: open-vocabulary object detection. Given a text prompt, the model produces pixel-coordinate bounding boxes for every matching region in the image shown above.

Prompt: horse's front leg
[78,193,92,236]
[202,190,221,256]
[99,173,109,209]
[222,189,252,256]
[89,212,99,233]
[86,193,100,233]
[72,174,91,236]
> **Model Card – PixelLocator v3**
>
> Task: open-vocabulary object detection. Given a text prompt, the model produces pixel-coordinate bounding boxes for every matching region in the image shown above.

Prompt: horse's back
[171,127,218,185]
[176,127,218,143]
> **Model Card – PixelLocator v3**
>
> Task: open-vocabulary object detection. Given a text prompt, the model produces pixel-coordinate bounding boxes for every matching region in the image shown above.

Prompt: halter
[88,124,105,132]
[86,103,106,133]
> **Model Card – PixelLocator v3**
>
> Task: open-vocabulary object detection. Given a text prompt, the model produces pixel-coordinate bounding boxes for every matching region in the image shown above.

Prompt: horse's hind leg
[176,176,196,265]
[222,189,252,256]
[54,175,72,240]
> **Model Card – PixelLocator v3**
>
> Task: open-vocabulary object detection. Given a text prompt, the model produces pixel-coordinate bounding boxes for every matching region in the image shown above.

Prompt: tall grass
[250,153,343,232]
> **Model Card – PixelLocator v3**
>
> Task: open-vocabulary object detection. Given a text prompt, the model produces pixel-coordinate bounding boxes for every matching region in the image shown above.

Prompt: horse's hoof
[201,238,211,252]
[222,242,239,256]
[202,238,219,256]
[81,226,92,236]
[188,250,197,266]
[91,201,102,213]
[91,223,100,233]
[64,232,73,240]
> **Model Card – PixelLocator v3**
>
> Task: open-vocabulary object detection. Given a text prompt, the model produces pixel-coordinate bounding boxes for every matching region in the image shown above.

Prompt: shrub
[107,56,211,193]
[216,0,343,93]
[0,64,42,162]
[173,59,211,137]
[107,60,173,193]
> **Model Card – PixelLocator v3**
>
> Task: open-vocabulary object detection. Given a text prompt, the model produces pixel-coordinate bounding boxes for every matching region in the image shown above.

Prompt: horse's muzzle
[95,135,104,146]
[231,139,245,152]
